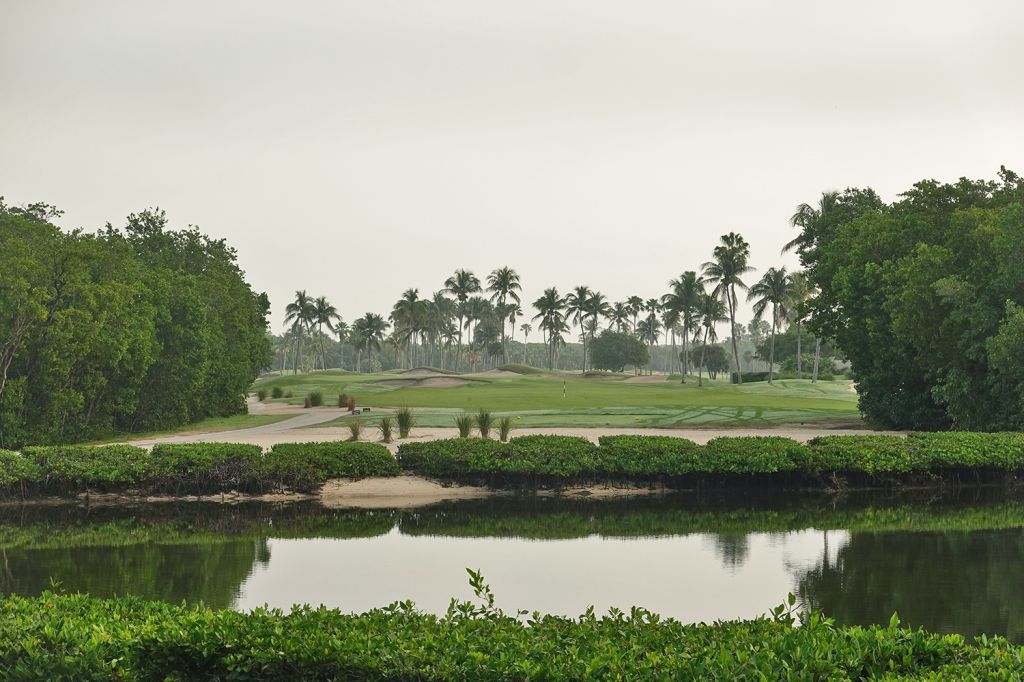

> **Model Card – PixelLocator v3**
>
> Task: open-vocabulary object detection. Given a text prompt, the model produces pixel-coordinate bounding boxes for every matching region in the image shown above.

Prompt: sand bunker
[472,369,519,377]
[400,368,451,377]
[375,379,418,387]
[623,375,668,383]
[418,377,470,387]
[319,475,492,508]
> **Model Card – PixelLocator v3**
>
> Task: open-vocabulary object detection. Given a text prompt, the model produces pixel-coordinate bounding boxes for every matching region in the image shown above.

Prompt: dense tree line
[0,199,271,447]
[790,168,1024,430]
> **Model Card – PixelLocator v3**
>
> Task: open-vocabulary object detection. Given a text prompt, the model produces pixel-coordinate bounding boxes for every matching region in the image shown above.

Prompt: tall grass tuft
[256,388,268,402]
[476,409,493,439]
[309,391,323,407]
[346,416,363,441]
[303,396,312,409]
[498,416,513,442]
[455,414,474,438]
[338,393,349,408]
[347,396,357,411]
[378,416,393,444]
[396,407,414,438]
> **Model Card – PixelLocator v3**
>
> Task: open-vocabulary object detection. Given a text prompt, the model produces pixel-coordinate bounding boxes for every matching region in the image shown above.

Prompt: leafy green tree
[590,330,649,372]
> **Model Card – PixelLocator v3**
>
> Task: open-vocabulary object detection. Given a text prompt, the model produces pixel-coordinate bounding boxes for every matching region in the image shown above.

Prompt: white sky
[2,1,1022,329]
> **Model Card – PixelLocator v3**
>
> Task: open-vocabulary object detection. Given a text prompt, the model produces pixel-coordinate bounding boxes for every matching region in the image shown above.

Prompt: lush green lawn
[95,414,292,444]
[254,370,861,428]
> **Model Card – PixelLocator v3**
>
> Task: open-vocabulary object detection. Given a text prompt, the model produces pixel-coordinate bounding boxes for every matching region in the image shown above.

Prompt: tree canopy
[792,168,1024,430]
[0,199,271,447]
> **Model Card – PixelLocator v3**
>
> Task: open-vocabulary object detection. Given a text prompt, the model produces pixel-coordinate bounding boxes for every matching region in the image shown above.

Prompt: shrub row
[0,441,398,497]
[398,432,1024,486]
[0,591,1020,679]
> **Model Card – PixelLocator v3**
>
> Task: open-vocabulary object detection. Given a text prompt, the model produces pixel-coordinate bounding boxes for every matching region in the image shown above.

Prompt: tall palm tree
[785,271,813,379]
[663,272,703,383]
[565,286,592,372]
[784,190,840,255]
[583,291,611,369]
[702,233,753,383]
[352,313,389,373]
[427,292,456,369]
[391,288,428,368]
[519,322,532,364]
[748,267,791,384]
[333,319,349,370]
[312,296,341,371]
[696,292,728,387]
[443,269,481,371]
[486,266,522,363]
[283,290,314,374]
[626,295,644,332]
[505,302,522,356]
[532,288,566,370]
[608,302,631,332]
[635,317,662,374]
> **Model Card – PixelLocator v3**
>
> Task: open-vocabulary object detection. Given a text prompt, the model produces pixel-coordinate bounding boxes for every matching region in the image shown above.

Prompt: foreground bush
[149,443,264,494]
[265,442,399,492]
[21,445,150,493]
[0,591,1020,679]
[597,435,702,476]
[399,436,599,483]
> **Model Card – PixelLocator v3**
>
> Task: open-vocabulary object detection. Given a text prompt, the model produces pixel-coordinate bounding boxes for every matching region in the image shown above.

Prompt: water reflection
[1,489,1023,640]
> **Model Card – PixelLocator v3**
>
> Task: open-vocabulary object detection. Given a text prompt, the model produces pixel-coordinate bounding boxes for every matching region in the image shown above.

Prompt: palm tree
[352,313,389,373]
[312,296,341,371]
[583,291,611,369]
[626,295,644,332]
[519,322,532,364]
[702,233,753,383]
[532,288,566,370]
[427,292,456,369]
[663,272,703,383]
[608,302,631,332]
[785,271,813,379]
[486,266,522,363]
[283,290,314,374]
[443,269,481,371]
[635,317,662,374]
[565,286,592,372]
[333,319,349,370]
[696,292,728,387]
[748,267,791,384]
[504,302,522,357]
[391,289,428,368]
[784,190,840,255]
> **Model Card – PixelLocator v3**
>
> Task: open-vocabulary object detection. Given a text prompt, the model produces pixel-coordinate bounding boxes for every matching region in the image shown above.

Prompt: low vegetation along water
[3,489,1023,643]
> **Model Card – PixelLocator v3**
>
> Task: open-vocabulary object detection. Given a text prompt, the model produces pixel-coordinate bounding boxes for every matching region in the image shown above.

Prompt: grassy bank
[0,589,1020,679]
[252,370,860,428]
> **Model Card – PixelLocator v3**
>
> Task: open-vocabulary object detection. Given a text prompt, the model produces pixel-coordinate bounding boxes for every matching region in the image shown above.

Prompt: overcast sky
[3,1,1022,330]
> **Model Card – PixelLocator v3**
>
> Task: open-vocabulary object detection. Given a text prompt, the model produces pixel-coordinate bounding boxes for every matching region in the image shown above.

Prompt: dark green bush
[702,437,807,474]
[149,443,264,493]
[22,444,150,492]
[271,386,284,399]
[0,592,1020,679]
[907,432,1024,470]
[804,435,918,474]
[256,388,268,401]
[398,436,599,481]
[0,449,41,489]
[597,435,701,476]
[308,391,323,407]
[265,442,399,492]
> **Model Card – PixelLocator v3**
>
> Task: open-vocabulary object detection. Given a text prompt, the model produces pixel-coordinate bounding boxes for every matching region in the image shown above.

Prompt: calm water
[2,490,1023,641]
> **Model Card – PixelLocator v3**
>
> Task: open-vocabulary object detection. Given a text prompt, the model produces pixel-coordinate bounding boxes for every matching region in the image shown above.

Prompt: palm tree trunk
[768,306,777,385]
[796,319,803,379]
[812,337,821,383]
[698,327,709,387]
[680,320,688,383]
[727,285,742,384]
[455,314,464,372]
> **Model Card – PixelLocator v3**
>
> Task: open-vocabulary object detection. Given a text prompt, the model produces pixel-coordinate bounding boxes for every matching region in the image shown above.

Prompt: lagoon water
[2,491,1023,641]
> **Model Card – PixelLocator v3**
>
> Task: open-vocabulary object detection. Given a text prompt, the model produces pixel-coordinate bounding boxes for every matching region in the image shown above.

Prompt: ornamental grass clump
[378,416,393,444]
[256,388,268,401]
[498,416,513,442]
[308,391,324,407]
[271,386,284,399]
[396,407,414,438]
[455,414,474,438]
[347,416,363,441]
[338,393,349,408]
[475,409,493,438]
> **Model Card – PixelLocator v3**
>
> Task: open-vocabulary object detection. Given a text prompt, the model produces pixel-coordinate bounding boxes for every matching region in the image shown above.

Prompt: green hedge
[0,441,399,498]
[0,592,1020,679]
[149,443,264,494]
[398,432,1024,487]
[265,442,400,492]
[22,445,151,492]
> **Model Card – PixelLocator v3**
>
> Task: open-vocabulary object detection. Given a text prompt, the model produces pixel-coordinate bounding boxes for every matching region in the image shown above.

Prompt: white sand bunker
[376,379,418,387]
[400,368,451,377]
[471,369,519,377]
[418,377,471,387]
[623,375,669,383]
